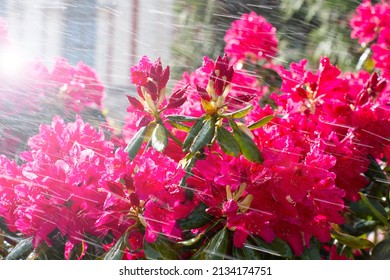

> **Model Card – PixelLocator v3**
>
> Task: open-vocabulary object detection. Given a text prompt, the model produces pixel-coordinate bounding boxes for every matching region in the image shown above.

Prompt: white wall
[1,0,173,88]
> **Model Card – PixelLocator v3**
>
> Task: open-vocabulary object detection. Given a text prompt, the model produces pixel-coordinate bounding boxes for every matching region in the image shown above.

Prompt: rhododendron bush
[0,0,390,260]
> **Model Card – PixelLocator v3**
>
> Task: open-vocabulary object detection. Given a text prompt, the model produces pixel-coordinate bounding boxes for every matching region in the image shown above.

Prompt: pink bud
[126,95,144,112]
[196,85,211,101]
[205,206,223,218]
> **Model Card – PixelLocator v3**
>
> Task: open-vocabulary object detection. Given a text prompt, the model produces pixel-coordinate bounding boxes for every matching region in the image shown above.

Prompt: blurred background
[0,0,362,124]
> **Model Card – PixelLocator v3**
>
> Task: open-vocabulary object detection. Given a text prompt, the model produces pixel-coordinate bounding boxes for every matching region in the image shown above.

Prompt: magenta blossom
[224,12,278,63]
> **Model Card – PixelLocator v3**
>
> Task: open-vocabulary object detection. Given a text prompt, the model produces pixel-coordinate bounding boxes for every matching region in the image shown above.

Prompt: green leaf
[180,219,223,248]
[151,123,168,152]
[330,228,375,249]
[144,235,183,260]
[178,203,213,230]
[5,237,33,260]
[233,243,262,260]
[189,117,216,154]
[68,241,88,260]
[178,233,205,247]
[222,105,253,119]
[250,236,292,258]
[372,237,390,260]
[299,240,321,260]
[248,115,275,130]
[365,155,389,185]
[124,126,147,160]
[216,126,240,157]
[359,192,390,227]
[104,231,129,260]
[198,227,229,260]
[353,220,378,236]
[183,117,205,151]
[350,198,387,221]
[229,120,263,163]
[166,115,200,122]
[168,121,191,132]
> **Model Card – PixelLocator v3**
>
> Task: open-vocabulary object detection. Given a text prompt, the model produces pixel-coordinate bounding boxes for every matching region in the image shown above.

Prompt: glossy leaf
[299,241,321,260]
[359,192,390,227]
[178,234,205,247]
[104,231,129,260]
[229,120,263,163]
[5,237,33,260]
[372,237,390,260]
[68,241,88,260]
[151,123,168,152]
[178,202,213,230]
[124,126,147,160]
[144,235,183,260]
[198,227,229,260]
[168,121,191,132]
[166,115,200,122]
[350,199,387,221]
[250,236,292,258]
[248,115,274,130]
[189,117,216,154]
[183,117,205,151]
[233,243,262,260]
[223,105,253,119]
[365,155,389,185]
[216,126,240,157]
[330,228,374,249]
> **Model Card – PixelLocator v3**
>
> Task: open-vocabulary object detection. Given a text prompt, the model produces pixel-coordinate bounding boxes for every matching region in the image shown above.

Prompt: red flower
[187,139,345,255]
[0,155,22,232]
[372,28,390,79]
[224,12,278,63]
[350,0,390,46]
[7,116,114,248]
[194,55,234,114]
[50,58,105,114]
[129,149,191,243]
[128,56,184,118]
[130,56,153,86]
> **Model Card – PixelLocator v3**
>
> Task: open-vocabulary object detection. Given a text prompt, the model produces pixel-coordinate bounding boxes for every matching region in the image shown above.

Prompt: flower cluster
[0,117,113,247]
[351,0,390,78]
[224,11,278,63]
[350,0,390,46]
[275,57,389,200]
[1,2,390,260]
[49,58,105,114]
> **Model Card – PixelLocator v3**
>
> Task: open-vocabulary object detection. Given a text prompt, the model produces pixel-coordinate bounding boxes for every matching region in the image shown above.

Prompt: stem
[160,121,183,147]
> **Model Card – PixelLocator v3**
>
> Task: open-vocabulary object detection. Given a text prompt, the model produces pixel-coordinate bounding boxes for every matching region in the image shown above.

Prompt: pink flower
[9,116,115,248]
[372,28,390,78]
[0,155,22,232]
[50,58,105,114]
[130,149,190,243]
[128,56,178,113]
[130,56,153,86]
[186,139,345,255]
[350,0,390,46]
[224,12,278,63]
